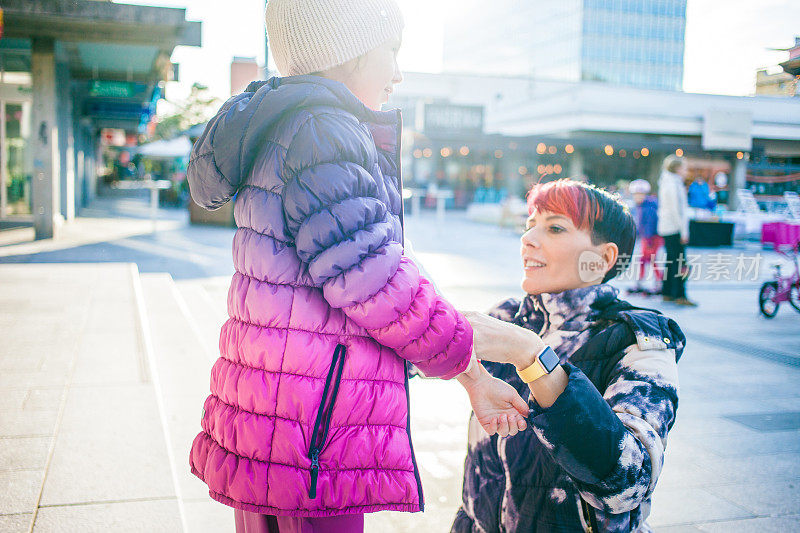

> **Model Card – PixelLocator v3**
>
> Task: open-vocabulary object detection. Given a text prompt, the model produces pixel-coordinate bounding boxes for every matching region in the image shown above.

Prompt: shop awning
[135,136,192,159]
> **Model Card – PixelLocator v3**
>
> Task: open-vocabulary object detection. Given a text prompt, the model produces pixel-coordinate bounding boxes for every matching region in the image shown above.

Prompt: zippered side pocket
[579,496,600,533]
[307,343,347,499]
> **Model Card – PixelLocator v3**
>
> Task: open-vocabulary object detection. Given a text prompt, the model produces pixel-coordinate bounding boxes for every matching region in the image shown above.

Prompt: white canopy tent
[135,135,192,159]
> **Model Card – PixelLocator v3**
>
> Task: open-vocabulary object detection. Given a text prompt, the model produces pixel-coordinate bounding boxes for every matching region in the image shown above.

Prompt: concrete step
[173,279,229,363]
[0,263,181,532]
[139,273,232,533]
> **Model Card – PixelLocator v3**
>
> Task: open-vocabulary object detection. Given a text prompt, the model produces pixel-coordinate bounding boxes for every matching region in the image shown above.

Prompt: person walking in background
[629,179,663,295]
[687,176,715,211]
[185,1,529,531]
[658,156,697,306]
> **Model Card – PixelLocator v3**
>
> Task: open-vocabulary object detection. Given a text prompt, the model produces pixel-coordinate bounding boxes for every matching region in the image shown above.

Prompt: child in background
[629,179,663,295]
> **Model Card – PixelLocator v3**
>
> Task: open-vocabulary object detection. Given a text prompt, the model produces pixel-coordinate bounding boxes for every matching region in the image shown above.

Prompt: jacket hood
[187,75,399,210]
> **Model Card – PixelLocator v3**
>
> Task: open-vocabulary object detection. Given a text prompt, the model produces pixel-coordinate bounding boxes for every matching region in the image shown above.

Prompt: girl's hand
[464,311,546,370]
[458,356,528,437]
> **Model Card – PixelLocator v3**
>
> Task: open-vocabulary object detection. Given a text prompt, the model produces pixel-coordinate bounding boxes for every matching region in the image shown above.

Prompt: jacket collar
[515,284,619,337]
[249,75,400,126]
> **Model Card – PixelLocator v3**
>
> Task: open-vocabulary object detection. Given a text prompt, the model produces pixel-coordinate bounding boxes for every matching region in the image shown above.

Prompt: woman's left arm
[467,311,679,512]
[527,346,679,514]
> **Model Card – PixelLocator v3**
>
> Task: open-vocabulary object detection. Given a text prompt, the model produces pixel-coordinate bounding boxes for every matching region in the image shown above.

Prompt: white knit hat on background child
[628,179,651,195]
[265,0,404,76]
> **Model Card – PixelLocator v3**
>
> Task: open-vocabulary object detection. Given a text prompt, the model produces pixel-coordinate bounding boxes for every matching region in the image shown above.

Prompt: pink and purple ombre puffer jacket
[186,76,473,517]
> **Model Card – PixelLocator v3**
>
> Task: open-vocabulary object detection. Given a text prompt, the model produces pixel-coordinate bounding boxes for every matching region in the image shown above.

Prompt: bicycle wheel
[789,283,800,313]
[759,282,779,318]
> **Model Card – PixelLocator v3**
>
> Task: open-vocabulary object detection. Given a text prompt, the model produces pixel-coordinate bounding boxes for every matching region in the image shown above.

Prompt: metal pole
[264,0,270,77]
[150,184,158,232]
[0,102,6,218]
[436,193,445,222]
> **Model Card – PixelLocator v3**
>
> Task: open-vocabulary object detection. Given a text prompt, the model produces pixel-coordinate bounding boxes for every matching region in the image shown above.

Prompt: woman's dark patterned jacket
[452,285,685,533]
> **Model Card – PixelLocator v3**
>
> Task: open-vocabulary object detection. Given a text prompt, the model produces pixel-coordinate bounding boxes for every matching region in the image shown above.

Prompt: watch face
[538,347,560,373]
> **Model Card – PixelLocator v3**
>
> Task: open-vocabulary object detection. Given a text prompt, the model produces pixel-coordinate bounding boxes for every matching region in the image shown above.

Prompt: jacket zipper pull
[308,449,320,499]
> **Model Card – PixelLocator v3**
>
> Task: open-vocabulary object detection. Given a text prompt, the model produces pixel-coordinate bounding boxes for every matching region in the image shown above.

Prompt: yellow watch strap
[517,357,547,384]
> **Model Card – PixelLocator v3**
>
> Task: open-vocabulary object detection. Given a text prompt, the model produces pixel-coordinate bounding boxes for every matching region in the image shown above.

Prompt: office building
[444,0,686,91]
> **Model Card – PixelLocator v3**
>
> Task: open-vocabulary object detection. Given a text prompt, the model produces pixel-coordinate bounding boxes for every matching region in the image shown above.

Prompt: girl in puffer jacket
[186,0,530,531]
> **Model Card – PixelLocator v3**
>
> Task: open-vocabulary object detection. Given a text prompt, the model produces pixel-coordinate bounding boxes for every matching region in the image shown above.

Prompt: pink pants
[234,509,364,533]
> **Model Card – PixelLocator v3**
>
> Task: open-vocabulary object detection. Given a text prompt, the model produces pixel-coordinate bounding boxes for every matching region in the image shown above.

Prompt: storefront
[0,0,200,238]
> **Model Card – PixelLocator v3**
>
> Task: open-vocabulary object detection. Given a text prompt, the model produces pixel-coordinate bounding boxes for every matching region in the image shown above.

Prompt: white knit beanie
[265,0,404,76]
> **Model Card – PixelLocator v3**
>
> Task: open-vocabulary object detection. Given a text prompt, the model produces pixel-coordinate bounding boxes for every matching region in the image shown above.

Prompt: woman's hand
[458,356,529,437]
[464,311,546,369]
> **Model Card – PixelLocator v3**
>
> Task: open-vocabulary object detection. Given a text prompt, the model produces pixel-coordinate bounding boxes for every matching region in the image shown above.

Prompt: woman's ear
[600,242,619,277]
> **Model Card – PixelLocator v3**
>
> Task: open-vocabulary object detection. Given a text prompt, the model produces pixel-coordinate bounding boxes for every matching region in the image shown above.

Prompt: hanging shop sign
[422,103,484,135]
[89,80,146,99]
[702,108,753,152]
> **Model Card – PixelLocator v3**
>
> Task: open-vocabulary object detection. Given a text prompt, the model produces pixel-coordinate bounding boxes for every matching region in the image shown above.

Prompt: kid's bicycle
[759,242,800,318]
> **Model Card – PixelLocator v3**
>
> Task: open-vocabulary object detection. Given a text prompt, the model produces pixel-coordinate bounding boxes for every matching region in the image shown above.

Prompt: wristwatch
[516,345,560,383]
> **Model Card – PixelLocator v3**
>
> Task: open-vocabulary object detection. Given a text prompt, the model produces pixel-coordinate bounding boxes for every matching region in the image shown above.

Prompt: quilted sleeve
[527,345,679,514]
[280,113,472,379]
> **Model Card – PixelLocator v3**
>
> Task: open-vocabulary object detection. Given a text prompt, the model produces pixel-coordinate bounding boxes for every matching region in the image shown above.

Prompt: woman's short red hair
[526,179,637,282]
[527,179,603,233]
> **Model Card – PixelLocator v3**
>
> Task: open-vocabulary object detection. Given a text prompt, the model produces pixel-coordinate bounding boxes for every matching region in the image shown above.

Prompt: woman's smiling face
[520,209,616,295]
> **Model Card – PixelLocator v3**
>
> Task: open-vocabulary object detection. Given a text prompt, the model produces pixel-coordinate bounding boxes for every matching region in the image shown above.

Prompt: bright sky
[120,0,800,108]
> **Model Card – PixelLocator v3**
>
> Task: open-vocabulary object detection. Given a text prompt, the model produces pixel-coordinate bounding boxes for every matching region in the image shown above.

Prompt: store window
[2,102,32,216]
[1,38,33,219]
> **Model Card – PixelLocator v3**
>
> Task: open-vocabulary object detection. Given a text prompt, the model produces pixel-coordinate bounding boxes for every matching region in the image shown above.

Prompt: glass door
[1,100,32,219]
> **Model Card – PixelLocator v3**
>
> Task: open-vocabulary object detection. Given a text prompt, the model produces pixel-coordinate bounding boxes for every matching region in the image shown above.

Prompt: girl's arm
[281,112,471,379]
[281,113,529,433]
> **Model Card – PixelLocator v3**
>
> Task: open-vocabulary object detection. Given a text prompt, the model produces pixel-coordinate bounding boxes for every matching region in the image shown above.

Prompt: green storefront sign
[89,80,139,98]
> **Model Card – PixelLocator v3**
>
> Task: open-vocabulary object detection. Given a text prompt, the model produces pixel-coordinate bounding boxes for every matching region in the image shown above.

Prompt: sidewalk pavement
[1,198,798,532]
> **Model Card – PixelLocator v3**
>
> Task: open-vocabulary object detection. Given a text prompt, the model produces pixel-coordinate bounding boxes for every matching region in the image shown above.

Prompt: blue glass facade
[443,0,687,91]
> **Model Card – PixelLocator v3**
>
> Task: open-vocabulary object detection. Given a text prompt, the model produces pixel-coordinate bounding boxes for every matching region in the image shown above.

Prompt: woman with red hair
[453,179,685,532]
